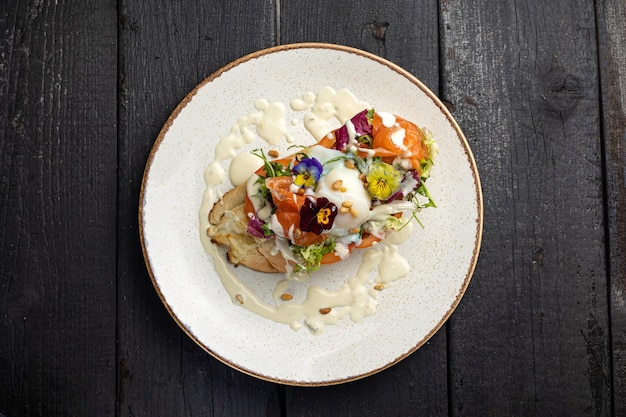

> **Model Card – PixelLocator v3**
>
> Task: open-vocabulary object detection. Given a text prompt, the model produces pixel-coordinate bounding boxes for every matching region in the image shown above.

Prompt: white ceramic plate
[140,43,483,386]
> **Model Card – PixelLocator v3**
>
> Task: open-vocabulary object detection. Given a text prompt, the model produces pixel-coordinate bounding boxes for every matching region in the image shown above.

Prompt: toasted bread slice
[207,185,287,273]
[208,183,247,225]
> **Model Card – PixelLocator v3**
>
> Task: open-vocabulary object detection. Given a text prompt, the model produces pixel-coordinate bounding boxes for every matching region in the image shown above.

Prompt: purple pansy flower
[292,157,323,188]
[300,197,338,235]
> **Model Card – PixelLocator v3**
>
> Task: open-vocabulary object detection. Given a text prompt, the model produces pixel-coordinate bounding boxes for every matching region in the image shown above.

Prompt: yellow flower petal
[366,163,402,200]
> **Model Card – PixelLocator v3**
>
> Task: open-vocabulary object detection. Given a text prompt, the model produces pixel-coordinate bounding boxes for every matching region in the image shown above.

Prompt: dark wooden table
[2,0,625,416]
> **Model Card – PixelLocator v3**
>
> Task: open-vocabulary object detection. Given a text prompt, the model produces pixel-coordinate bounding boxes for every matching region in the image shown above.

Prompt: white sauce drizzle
[290,86,369,140]
[390,127,406,149]
[377,111,396,128]
[199,87,415,334]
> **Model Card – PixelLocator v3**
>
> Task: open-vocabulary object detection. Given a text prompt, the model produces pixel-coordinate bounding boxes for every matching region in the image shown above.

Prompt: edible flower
[300,197,338,234]
[292,157,323,188]
[385,171,421,203]
[366,162,403,200]
[334,109,373,151]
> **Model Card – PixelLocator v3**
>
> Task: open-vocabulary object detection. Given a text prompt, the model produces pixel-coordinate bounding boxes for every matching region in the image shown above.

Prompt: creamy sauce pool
[199,87,414,334]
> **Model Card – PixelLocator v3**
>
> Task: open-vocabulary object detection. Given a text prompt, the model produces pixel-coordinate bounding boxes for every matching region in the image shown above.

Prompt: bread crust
[207,184,287,273]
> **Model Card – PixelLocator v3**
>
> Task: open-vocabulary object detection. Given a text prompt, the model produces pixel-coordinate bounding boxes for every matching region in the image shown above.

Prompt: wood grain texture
[284,332,448,417]
[279,1,448,416]
[116,0,282,415]
[280,0,440,92]
[0,0,117,415]
[441,0,611,416]
[0,0,620,415]
[597,0,626,414]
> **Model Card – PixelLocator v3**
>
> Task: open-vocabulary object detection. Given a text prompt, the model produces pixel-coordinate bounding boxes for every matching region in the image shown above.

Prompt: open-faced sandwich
[207,109,437,275]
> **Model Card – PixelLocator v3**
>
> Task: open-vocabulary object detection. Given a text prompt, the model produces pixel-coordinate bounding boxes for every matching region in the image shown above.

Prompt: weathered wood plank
[116,1,282,415]
[441,0,611,415]
[0,0,117,415]
[279,1,448,415]
[280,0,439,92]
[597,0,626,415]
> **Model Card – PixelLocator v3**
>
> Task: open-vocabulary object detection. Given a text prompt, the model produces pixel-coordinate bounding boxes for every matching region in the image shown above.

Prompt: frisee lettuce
[419,129,438,179]
[292,239,337,273]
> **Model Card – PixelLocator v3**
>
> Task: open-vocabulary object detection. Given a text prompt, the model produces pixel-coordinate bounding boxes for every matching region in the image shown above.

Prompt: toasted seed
[293,229,302,238]
[319,307,331,315]
[374,284,385,291]
[236,294,245,304]
[340,187,347,192]
[340,206,350,214]
[281,293,293,301]
[359,174,367,181]
[349,228,360,234]
[342,200,353,208]
[268,149,279,158]
[344,159,355,169]
[350,208,359,217]
[332,180,343,190]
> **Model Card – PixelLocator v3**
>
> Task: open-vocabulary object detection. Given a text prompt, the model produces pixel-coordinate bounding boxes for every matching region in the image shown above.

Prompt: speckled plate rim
[139,42,483,386]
